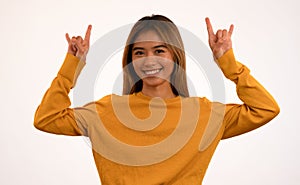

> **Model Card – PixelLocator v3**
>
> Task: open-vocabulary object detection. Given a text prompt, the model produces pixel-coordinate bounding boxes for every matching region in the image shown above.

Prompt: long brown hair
[122,15,189,97]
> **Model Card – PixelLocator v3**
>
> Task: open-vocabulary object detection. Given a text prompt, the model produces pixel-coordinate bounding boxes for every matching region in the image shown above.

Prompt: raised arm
[34,25,93,136]
[205,18,280,138]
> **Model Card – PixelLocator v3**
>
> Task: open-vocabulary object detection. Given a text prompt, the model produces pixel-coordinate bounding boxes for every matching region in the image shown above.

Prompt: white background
[1,0,299,184]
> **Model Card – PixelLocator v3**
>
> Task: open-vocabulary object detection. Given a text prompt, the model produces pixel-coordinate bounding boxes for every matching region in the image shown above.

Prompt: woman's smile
[143,68,163,76]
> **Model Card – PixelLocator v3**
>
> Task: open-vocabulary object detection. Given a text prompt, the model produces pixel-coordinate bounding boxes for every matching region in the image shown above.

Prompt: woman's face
[132,30,174,89]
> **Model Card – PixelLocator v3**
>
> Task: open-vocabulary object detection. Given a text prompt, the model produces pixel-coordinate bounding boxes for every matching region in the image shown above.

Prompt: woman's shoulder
[94,94,135,105]
[183,96,211,104]
[93,94,121,104]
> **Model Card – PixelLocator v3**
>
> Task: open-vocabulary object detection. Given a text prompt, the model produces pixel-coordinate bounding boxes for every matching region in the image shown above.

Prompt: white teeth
[144,69,161,75]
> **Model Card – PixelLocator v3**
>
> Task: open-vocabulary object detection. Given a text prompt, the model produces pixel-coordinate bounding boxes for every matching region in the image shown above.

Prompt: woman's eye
[134,51,144,56]
[155,49,165,54]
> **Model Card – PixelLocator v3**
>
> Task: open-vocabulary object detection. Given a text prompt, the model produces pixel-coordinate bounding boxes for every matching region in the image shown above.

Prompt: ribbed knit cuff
[58,53,86,88]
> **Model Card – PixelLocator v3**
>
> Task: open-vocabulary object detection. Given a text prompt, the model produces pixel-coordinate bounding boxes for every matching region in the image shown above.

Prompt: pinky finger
[228,24,234,36]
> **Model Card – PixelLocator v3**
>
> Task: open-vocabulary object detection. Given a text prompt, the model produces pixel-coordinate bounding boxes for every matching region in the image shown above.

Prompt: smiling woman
[33,14,280,185]
[132,31,176,99]
[122,15,189,97]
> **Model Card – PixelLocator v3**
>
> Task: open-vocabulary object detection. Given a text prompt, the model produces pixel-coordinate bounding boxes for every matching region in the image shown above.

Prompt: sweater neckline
[133,92,181,103]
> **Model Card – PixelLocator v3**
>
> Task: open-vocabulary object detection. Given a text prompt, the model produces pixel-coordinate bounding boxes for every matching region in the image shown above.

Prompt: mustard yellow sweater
[34,49,279,185]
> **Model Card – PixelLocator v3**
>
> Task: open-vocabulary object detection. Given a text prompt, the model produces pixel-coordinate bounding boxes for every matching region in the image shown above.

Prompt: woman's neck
[141,84,176,99]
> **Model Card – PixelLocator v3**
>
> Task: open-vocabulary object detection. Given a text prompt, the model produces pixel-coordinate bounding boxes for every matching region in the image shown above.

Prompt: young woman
[34,15,280,184]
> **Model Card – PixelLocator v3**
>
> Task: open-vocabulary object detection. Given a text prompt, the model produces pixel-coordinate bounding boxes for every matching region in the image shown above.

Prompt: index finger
[84,25,92,43]
[205,17,215,37]
[65,33,71,43]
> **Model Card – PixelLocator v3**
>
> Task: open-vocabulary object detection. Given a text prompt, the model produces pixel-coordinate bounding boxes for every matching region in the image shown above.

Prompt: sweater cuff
[58,53,86,88]
[216,49,249,82]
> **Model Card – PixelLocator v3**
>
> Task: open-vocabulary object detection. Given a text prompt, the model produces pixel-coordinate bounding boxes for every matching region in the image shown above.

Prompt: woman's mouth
[143,68,163,76]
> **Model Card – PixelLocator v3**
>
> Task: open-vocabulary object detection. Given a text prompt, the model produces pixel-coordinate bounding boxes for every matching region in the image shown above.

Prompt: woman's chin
[142,77,169,87]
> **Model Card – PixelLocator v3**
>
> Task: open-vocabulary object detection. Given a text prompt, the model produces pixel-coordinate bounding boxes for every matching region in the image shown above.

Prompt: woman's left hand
[205,17,234,59]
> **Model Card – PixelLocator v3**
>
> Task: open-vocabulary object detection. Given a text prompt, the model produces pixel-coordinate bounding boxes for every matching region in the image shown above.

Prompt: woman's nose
[143,55,158,67]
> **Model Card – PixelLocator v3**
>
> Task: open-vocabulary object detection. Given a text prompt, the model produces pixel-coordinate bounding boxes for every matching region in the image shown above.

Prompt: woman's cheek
[132,61,143,78]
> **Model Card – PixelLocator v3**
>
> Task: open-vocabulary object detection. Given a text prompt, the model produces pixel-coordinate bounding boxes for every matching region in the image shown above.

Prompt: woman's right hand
[205,18,233,59]
[65,25,92,62]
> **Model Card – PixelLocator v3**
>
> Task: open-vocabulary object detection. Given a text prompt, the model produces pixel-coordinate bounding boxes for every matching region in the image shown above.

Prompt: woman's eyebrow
[132,44,167,51]
[132,47,144,51]
[153,45,167,49]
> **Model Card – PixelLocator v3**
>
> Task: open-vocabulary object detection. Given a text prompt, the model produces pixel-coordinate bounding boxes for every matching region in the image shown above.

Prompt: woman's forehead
[134,30,163,43]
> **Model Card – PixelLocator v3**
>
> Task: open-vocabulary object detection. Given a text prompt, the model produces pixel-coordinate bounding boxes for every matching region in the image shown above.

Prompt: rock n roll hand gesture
[205,17,234,59]
[65,25,92,62]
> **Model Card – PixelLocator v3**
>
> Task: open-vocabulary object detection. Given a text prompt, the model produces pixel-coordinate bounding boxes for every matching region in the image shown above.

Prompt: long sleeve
[34,53,89,136]
[218,49,280,139]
